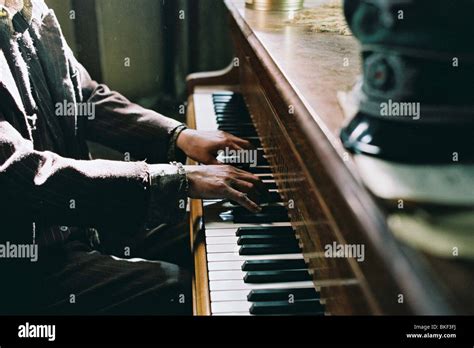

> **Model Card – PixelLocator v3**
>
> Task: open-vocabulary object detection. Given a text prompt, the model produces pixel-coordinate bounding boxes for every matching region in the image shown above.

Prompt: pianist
[0,0,264,315]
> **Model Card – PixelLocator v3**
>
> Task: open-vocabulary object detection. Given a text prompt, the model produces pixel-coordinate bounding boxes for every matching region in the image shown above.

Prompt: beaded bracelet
[170,161,189,195]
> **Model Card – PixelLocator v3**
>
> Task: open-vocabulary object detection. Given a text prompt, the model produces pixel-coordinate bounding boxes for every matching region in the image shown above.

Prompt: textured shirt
[0,0,188,249]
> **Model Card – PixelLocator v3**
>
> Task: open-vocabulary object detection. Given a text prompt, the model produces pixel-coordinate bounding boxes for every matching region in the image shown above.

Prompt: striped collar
[0,0,47,26]
[1,0,27,18]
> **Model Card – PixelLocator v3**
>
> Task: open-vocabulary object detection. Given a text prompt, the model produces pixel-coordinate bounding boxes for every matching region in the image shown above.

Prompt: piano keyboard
[195,92,325,316]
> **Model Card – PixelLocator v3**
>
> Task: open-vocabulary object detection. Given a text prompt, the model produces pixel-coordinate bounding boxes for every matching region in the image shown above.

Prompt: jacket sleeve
[76,60,187,164]
[0,112,186,229]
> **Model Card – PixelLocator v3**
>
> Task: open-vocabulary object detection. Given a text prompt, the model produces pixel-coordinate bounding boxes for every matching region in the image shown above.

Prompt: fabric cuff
[145,163,188,228]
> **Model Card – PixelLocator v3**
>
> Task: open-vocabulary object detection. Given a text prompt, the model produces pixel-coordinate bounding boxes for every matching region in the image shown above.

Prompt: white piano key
[209,270,245,281]
[205,229,239,237]
[207,244,240,253]
[212,301,251,314]
[194,93,218,131]
[208,261,243,271]
[211,288,316,302]
[207,252,304,262]
[212,312,252,316]
[211,290,250,302]
[206,236,239,245]
[210,280,314,291]
[205,221,292,230]
[203,199,223,204]
[205,225,295,237]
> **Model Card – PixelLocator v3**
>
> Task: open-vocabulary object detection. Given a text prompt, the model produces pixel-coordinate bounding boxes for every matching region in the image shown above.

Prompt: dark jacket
[0,0,187,246]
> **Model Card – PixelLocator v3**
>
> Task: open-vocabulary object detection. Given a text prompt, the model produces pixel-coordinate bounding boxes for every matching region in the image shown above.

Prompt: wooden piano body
[186,0,474,315]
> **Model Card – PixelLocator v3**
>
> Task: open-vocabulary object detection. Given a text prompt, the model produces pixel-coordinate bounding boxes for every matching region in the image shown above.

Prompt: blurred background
[45,0,234,122]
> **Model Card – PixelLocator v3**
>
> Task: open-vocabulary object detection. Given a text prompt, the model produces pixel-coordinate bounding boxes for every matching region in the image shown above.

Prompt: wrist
[176,129,194,154]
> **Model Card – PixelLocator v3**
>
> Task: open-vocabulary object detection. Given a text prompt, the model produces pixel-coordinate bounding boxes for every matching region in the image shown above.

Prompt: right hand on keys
[184,165,266,213]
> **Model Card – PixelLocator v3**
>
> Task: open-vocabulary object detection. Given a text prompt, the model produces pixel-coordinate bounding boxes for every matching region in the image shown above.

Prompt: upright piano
[186,0,474,316]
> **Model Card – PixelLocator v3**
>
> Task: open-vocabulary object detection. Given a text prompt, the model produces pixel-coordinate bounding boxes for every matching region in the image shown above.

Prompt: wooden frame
[186,95,211,316]
[223,0,453,314]
[187,62,239,96]
[186,0,470,315]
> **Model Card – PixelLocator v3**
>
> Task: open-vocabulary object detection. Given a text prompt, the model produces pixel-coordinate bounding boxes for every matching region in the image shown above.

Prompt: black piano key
[215,118,251,123]
[218,129,258,137]
[213,91,238,96]
[257,157,270,167]
[244,270,311,284]
[237,235,298,246]
[217,123,254,129]
[233,212,289,224]
[213,94,241,99]
[234,138,262,148]
[213,97,242,102]
[239,244,300,255]
[213,102,245,106]
[218,126,255,132]
[213,100,240,103]
[213,96,243,103]
[216,121,254,127]
[218,128,259,137]
[230,191,281,206]
[247,288,320,302]
[214,104,247,110]
[216,116,255,125]
[229,193,280,207]
[212,97,234,101]
[212,93,240,98]
[213,103,241,108]
[215,115,251,121]
[237,136,260,142]
[219,128,257,138]
[215,108,243,113]
[214,105,245,109]
[255,174,274,180]
[263,191,283,203]
[242,259,307,271]
[215,111,248,117]
[232,204,287,217]
[263,181,278,190]
[212,96,243,102]
[214,103,244,108]
[214,103,242,107]
[214,109,247,115]
[250,299,325,315]
[214,108,248,114]
[243,166,271,174]
[235,164,269,172]
[213,101,243,106]
[213,98,242,102]
[236,166,271,174]
[217,122,254,129]
[213,102,246,108]
[236,226,295,237]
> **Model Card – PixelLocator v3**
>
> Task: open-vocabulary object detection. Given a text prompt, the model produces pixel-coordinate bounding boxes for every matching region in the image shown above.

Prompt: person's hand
[177,129,251,165]
[184,165,265,212]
